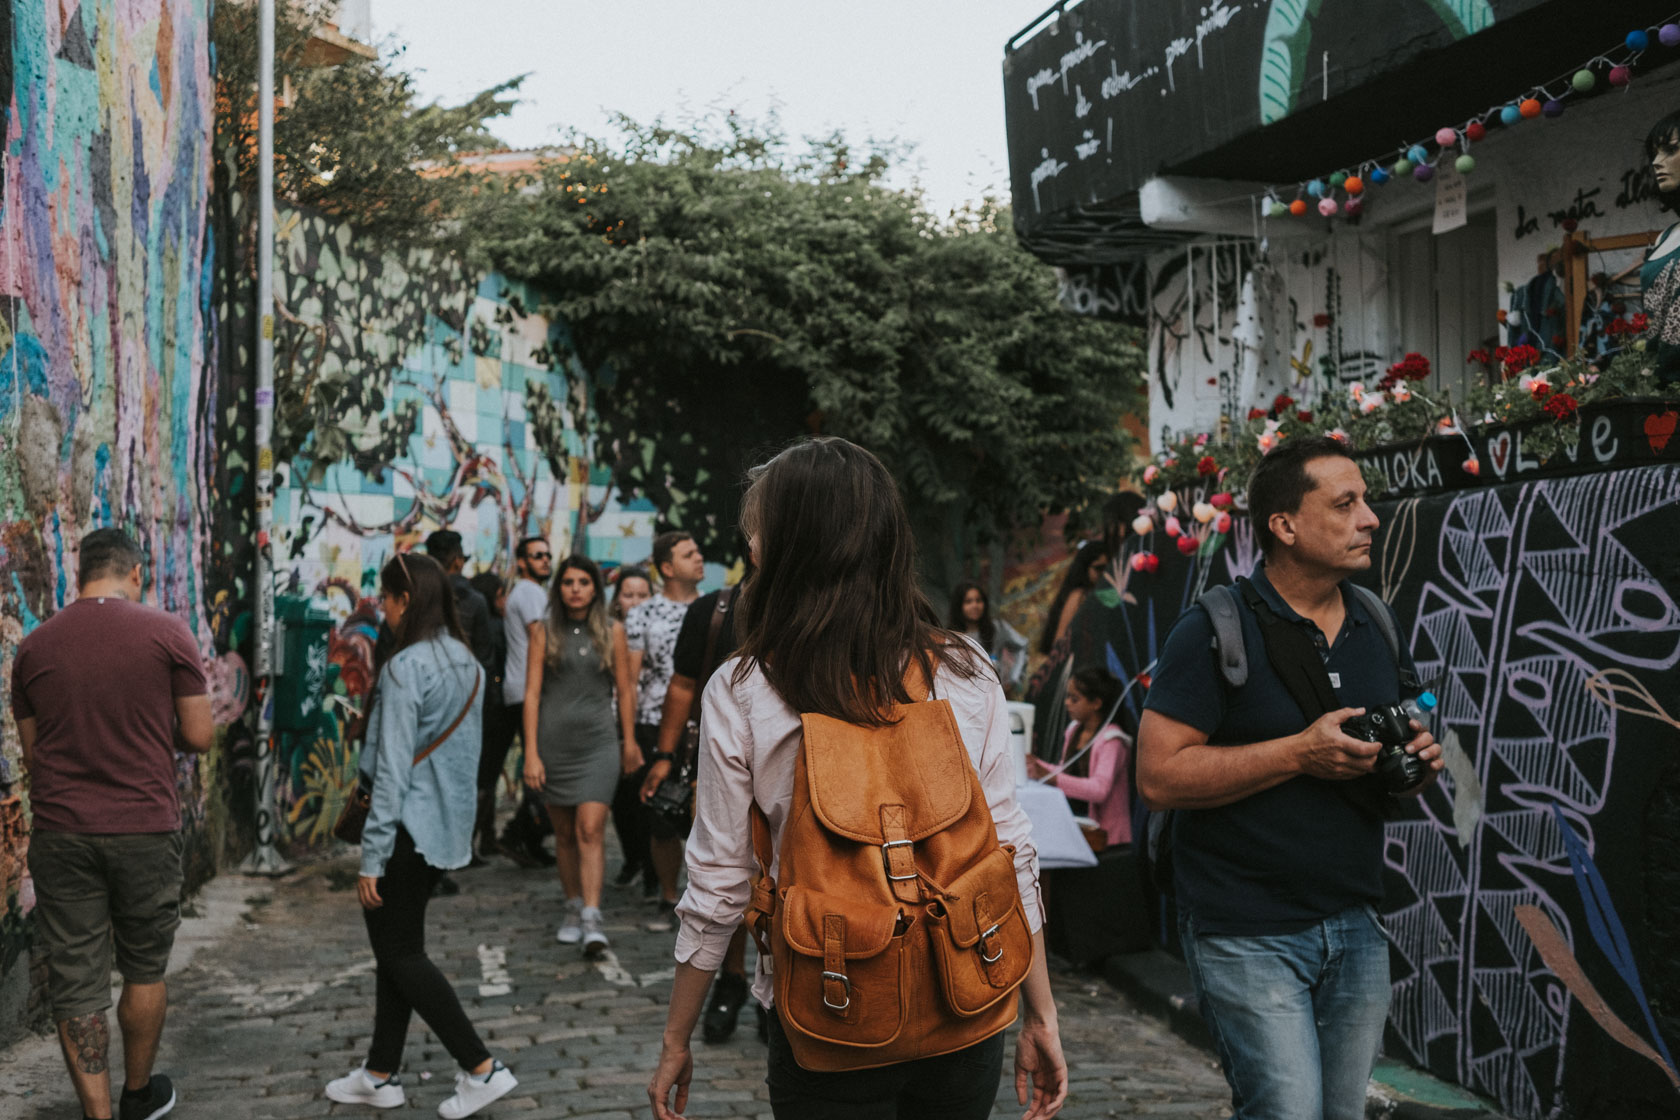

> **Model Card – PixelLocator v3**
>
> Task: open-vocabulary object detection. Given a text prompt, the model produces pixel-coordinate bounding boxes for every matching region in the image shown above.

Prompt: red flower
[1531,381,1551,400]
[1542,392,1578,420]
[1196,455,1218,476]
[1296,410,1314,423]
[1386,352,1431,385]
[1312,313,1332,328]
[1500,345,1541,379]
[1608,318,1629,337]
[1247,407,1267,421]
[1467,348,1492,367]
[1632,312,1650,332]
[1272,393,1295,413]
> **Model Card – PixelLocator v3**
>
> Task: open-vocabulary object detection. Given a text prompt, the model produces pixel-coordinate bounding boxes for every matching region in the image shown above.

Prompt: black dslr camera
[1342,691,1436,794]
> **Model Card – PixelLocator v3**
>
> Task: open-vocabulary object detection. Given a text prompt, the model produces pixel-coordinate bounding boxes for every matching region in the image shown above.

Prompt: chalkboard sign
[1003,0,1550,241]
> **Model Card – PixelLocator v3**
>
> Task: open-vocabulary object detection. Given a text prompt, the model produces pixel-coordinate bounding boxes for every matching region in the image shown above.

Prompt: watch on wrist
[649,750,675,763]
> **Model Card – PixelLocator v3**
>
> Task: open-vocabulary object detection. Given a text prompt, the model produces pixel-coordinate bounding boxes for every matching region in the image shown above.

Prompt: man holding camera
[1137,436,1443,1120]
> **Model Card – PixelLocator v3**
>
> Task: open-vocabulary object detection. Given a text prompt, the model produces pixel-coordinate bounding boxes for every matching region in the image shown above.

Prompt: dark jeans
[364,828,491,1074]
[478,701,519,791]
[610,725,658,871]
[765,1011,1004,1120]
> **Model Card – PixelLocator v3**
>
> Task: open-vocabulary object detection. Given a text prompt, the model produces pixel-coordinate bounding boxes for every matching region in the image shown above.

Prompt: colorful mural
[241,203,655,848]
[0,0,217,1033]
[1076,463,1680,1120]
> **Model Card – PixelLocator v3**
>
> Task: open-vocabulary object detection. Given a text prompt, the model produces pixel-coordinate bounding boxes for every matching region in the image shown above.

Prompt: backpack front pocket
[774,884,908,1048]
[926,845,1033,1016]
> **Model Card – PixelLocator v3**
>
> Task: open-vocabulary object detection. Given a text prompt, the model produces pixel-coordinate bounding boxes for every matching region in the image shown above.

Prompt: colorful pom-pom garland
[1260,23,1672,225]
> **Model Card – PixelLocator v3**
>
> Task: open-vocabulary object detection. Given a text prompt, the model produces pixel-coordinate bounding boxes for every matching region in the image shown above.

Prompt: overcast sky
[382,0,1052,216]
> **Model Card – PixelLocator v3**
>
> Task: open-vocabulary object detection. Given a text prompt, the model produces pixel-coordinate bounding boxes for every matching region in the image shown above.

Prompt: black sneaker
[702,972,749,1043]
[120,1074,176,1120]
[613,860,643,887]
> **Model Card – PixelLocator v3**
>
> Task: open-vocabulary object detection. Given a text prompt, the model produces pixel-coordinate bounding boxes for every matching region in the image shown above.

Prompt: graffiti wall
[0,0,217,1032]
[1146,234,1390,449]
[1074,463,1680,1119]
[246,205,652,848]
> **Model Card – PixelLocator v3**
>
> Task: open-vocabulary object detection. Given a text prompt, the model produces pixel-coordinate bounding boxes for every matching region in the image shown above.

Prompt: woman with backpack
[520,555,639,957]
[324,552,518,1119]
[648,437,1067,1120]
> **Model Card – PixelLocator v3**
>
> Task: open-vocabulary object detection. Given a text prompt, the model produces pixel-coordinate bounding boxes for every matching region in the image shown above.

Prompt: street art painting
[0,0,217,1031]
[1074,462,1680,1119]
[1146,236,1389,451]
[241,204,651,848]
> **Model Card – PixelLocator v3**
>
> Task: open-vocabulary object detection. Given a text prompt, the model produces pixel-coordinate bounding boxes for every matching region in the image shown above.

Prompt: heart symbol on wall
[1646,410,1678,454]
[1487,430,1512,475]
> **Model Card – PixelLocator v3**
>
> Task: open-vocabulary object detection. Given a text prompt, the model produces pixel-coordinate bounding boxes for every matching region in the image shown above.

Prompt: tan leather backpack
[744,665,1034,1071]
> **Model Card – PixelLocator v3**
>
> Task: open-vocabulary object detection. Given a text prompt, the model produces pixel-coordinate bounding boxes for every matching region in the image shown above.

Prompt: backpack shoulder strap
[1197,583,1248,689]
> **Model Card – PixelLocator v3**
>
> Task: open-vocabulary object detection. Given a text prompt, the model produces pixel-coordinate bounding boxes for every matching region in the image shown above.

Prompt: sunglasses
[525,551,552,561]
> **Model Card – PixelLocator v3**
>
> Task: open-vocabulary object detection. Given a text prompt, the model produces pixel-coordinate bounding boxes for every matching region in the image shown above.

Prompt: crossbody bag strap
[411,671,480,767]
[672,587,737,776]
[697,586,736,690]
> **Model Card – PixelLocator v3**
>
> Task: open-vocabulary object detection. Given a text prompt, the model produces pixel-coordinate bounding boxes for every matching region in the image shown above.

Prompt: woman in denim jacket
[324,552,519,1119]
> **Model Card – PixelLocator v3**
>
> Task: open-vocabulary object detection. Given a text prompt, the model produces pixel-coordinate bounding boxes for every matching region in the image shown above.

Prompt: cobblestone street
[5,851,1231,1120]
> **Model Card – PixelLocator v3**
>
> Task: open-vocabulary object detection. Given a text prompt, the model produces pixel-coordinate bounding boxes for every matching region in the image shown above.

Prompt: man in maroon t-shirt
[12,529,212,1120]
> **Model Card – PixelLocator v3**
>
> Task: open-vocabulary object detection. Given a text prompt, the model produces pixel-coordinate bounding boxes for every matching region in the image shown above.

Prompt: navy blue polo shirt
[1143,563,1416,935]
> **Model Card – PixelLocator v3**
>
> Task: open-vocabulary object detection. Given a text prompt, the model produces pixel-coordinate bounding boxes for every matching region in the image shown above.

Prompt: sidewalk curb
[1098,949,1510,1120]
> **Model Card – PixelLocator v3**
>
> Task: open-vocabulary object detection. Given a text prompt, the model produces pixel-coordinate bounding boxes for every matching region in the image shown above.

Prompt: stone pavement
[3,851,1232,1120]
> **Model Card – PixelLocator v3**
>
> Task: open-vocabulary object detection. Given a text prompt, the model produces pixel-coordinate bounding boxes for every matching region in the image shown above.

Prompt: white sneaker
[436,1061,517,1119]
[325,1065,406,1108]
[581,907,608,959]
[556,898,583,944]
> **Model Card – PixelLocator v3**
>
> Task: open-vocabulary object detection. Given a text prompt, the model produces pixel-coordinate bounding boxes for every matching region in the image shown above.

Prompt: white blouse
[673,648,1045,1010]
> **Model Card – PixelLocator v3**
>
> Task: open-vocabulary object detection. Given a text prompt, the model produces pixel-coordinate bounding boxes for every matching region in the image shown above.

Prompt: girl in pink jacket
[1028,667,1132,848]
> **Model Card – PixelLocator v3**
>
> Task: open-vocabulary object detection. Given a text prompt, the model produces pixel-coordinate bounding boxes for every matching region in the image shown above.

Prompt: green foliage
[471,114,1146,562]
[214,0,521,251]
[212,1,523,479]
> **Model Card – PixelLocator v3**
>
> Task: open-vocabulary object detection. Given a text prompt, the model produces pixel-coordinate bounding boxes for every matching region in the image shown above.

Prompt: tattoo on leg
[63,1012,110,1074]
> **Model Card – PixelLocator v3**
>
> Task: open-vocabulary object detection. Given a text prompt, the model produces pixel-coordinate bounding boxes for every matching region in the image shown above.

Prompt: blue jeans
[1180,905,1391,1120]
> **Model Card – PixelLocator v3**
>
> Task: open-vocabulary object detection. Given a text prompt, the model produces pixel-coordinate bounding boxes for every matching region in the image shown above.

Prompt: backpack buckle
[881,839,916,881]
[979,923,1004,963]
[821,970,852,1011]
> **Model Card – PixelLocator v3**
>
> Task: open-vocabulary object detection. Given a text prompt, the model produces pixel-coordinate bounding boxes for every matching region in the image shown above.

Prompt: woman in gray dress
[521,555,638,957]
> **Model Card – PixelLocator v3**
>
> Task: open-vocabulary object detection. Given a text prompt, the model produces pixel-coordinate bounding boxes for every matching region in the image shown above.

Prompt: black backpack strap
[1347,584,1418,691]
[1238,579,1339,724]
[1198,584,1248,689]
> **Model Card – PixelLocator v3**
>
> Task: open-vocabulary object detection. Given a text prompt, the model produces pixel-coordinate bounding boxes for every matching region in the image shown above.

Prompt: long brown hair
[380,551,465,654]
[547,554,614,673]
[733,437,984,725]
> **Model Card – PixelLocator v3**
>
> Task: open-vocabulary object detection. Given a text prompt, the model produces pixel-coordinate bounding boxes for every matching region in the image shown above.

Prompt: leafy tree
[472,114,1145,574]
[212,0,522,470]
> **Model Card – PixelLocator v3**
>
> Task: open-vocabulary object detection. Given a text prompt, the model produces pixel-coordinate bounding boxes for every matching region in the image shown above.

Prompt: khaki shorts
[27,830,183,1020]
